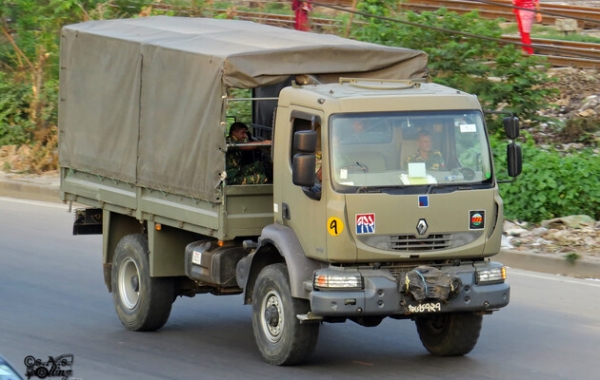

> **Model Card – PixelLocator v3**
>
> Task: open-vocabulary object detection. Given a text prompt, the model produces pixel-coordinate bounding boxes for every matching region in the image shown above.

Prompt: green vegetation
[1,0,599,224]
[564,252,581,264]
[492,133,600,223]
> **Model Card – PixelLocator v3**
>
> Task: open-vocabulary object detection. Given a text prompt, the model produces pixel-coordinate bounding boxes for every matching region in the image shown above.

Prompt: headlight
[476,266,506,284]
[313,269,363,290]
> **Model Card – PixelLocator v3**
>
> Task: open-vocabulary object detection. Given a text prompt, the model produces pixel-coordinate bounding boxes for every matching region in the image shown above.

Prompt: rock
[504,213,600,259]
[503,220,530,237]
[541,215,596,229]
[505,228,531,237]
[576,109,597,117]
[501,235,514,248]
[530,227,548,236]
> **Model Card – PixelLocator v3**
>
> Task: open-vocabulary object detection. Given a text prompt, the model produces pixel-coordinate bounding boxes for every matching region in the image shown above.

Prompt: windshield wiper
[356,186,404,194]
[355,161,367,173]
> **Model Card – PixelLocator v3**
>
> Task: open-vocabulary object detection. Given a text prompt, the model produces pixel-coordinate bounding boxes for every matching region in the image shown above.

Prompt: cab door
[273,108,327,261]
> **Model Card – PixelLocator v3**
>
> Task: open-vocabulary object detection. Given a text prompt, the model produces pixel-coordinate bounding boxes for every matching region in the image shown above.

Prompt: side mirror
[293,154,316,187]
[507,142,522,177]
[294,130,317,154]
[503,116,520,140]
[292,130,318,188]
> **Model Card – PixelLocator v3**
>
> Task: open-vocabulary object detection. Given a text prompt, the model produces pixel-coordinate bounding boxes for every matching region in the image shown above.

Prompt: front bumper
[308,263,510,317]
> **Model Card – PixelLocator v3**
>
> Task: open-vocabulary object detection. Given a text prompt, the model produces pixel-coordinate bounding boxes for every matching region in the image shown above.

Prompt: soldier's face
[418,136,432,152]
[233,129,248,141]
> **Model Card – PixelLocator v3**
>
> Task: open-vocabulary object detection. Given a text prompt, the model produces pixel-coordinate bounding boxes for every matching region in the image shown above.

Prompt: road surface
[1,197,599,379]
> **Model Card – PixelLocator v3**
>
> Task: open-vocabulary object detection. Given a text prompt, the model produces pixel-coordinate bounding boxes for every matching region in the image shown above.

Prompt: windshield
[329,111,493,192]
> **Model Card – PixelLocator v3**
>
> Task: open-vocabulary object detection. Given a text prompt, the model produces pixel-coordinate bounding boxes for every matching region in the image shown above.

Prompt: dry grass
[0,126,58,174]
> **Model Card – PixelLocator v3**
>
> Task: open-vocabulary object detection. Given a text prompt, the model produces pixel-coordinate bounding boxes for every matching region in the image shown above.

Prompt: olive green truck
[59,17,522,365]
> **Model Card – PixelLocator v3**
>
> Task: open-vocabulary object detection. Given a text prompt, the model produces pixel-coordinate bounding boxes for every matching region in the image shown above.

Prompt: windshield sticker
[418,195,429,208]
[460,124,477,133]
[469,211,485,229]
[327,217,344,236]
[356,213,375,234]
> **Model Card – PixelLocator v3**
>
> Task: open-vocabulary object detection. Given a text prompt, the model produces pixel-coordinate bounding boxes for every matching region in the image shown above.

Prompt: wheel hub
[261,291,284,343]
[118,257,141,310]
[130,275,139,292]
[265,305,280,327]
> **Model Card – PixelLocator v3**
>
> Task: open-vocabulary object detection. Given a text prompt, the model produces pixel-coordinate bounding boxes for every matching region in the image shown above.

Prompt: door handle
[282,203,290,220]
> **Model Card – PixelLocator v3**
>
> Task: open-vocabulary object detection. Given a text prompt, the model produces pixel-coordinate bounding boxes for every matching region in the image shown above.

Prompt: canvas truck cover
[59,16,428,203]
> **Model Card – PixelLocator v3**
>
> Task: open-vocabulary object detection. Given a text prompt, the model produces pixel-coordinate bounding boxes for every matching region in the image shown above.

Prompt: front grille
[390,234,450,251]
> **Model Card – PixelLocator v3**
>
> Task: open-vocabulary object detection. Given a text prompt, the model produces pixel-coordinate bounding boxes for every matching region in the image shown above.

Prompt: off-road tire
[111,233,174,331]
[252,263,319,366]
[415,312,483,356]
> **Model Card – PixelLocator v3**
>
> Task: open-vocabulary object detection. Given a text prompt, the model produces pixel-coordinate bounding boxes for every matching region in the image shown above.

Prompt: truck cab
[234,77,520,365]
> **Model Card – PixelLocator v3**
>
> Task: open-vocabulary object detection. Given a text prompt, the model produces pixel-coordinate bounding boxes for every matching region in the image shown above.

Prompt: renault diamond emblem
[416,219,428,236]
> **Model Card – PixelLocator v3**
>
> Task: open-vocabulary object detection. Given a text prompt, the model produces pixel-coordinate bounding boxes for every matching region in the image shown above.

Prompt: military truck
[59,17,522,365]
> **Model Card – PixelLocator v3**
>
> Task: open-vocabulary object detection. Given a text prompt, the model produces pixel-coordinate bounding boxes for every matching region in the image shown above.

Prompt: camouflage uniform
[226,136,269,185]
[406,150,446,171]
[315,151,322,175]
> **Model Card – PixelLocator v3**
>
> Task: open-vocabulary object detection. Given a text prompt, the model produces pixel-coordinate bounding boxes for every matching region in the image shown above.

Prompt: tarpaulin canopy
[59,16,428,202]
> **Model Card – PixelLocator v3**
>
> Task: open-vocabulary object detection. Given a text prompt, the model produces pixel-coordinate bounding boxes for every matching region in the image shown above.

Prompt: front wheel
[111,234,174,331]
[252,263,319,365]
[415,312,483,356]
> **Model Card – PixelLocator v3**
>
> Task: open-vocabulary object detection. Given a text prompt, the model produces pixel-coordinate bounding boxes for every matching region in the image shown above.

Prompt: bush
[492,133,600,223]
[0,73,35,146]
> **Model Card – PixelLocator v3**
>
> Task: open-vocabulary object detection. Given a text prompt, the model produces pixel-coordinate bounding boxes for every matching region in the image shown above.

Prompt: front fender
[236,224,324,301]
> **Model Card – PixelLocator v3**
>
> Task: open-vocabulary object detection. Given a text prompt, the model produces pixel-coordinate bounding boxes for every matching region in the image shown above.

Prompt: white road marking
[0,197,70,210]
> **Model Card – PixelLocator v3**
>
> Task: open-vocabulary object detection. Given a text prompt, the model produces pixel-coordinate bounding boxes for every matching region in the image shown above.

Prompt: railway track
[318,0,600,29]
[398,0,600,30]
[503,35,600,68]
[313,0,600,68]
[156,1,600,68]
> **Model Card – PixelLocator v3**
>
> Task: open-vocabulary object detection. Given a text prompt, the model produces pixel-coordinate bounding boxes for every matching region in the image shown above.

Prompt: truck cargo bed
[60,168,273,240]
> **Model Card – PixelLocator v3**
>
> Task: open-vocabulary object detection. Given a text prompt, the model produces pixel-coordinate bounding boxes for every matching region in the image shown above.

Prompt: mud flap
[400,266,462,302]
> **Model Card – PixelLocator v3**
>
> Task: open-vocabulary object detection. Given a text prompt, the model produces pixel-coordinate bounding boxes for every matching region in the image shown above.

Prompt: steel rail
[398,0,600,29]
[314,0,600,28]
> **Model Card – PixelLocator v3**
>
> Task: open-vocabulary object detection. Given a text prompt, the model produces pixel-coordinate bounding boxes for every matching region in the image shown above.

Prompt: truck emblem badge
[416,219,428,235]
[469,211,485,229]
[356,213,375,234]
[418,195,429,208]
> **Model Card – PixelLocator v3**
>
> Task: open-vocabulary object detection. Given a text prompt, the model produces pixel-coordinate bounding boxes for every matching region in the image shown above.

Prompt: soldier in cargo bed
[226,122,271,185]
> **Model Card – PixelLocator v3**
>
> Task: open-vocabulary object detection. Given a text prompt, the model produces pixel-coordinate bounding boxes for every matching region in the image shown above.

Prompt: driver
[406,132,445,171]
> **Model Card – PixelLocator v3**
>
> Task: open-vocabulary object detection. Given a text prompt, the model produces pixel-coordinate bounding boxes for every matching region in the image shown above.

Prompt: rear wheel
[252,263,319,365]
[111,234,174,331]
[415,312,482,356]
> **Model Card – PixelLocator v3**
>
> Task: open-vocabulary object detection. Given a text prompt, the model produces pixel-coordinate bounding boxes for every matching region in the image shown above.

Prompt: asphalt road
[1,197,599,380]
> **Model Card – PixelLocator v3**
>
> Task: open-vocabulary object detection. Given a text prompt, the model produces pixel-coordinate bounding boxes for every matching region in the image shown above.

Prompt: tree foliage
[0,0,155,144]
